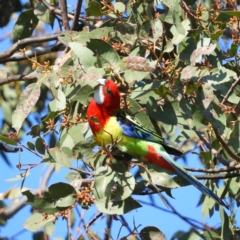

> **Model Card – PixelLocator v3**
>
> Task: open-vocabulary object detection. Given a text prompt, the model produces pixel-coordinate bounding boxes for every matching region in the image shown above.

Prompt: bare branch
[221,77,240,105]
[185,164,240,173]
[195,130,230,166]
[0,33,59,61]
[85,212,103,229]
[196,172,240,180]
[0,74,37,86]
[212,127,240,162]
[39,0,96,29]
[60,0,70,30]
[0,44,65,63]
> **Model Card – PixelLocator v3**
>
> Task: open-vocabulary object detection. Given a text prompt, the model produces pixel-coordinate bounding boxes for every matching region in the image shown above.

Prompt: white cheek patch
[94,85,104,104]
[97,78,107,85]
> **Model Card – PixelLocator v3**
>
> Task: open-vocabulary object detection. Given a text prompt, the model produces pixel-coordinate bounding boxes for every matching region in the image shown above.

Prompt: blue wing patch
[117,119,154,140]
[116,111,183,156]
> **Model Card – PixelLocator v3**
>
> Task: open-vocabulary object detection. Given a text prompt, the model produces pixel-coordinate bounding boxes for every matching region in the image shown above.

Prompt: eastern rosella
[86,78,228,209]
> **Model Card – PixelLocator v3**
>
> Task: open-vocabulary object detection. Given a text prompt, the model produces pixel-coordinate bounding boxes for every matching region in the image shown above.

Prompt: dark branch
[221,77,240,105]
[212,127,240,162]
[71,0,83,31]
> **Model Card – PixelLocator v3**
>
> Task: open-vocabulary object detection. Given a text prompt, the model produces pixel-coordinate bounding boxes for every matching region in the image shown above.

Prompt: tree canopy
[0,0,240,239]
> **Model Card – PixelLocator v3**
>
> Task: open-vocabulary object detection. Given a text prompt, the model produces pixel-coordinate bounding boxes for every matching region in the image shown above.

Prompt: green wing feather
[116,111,183,156]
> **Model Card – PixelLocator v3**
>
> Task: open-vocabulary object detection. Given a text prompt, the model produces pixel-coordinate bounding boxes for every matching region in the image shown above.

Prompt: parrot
[86,78,228,209]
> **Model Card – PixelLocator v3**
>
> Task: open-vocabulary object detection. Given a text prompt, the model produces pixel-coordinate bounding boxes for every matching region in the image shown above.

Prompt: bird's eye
[106,88,112,95]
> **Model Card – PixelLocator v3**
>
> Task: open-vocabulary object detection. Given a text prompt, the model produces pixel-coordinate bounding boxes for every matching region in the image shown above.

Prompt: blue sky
[0,0,237,239]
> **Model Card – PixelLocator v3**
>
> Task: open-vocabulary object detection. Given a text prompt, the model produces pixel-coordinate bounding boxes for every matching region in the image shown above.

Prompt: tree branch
[60,0,70,30]
[0,33,59,61]
[212,127,240,162]
[71,0,83,31]
[0,44,65,63]
[0,74,37,86]
[221,77,240,105]
[196,172,240,180]
[39,0,96,29]
[195,130,230,166]
[185,164,240,173]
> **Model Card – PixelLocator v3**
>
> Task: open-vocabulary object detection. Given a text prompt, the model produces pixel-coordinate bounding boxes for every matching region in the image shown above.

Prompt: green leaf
[227,120,240,156]
[69,42,96,71]
[140,226,166,240]
[171,19,191,45]
[139,164,189,188]
[44,221,55,237]
[190,43,216,65]
[71,85,94,105]
[0,135,17,146]
[5,171,30,182]
[164,40,174,53]
[94,166,117,200]
[48,182,76,197]
[27,141,35,150]
[146,97,180,126]
[220,207,234,239]
[48,88,66,112]
[220,10,240,18]
[43,148,74,168]
[113,2,125,13]
[23,213,55,232]
[34,0,56,27]
[86,1,103,16]
[65,172,82,189]
[151,18,163,42]
[27,125,41,137]
[201,230,220,240]
[95,196,142,214]
[12,83,41,132]
[35,137,45,155]
[13,9,39,42]
[173,10,185,35]
[87,39,120,68]
[127,97,154,130]
[113,172,135,201]
[171,230,201,240]
[60,123,88,149]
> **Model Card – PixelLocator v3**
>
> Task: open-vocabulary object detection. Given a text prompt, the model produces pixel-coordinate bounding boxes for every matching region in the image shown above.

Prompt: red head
[93,79,120,115]
[87,79,121,135]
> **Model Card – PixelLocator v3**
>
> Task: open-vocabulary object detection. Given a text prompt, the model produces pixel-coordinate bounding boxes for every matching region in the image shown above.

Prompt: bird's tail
[163,154,229,209]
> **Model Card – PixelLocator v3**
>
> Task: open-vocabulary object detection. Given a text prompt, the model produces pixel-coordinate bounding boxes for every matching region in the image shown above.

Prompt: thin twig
[221,77,240,105]
[195,130,230,166]
[212,127,240,162]
[185,165,240,173]
[196,172,240,180]
[85,212,103,229]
